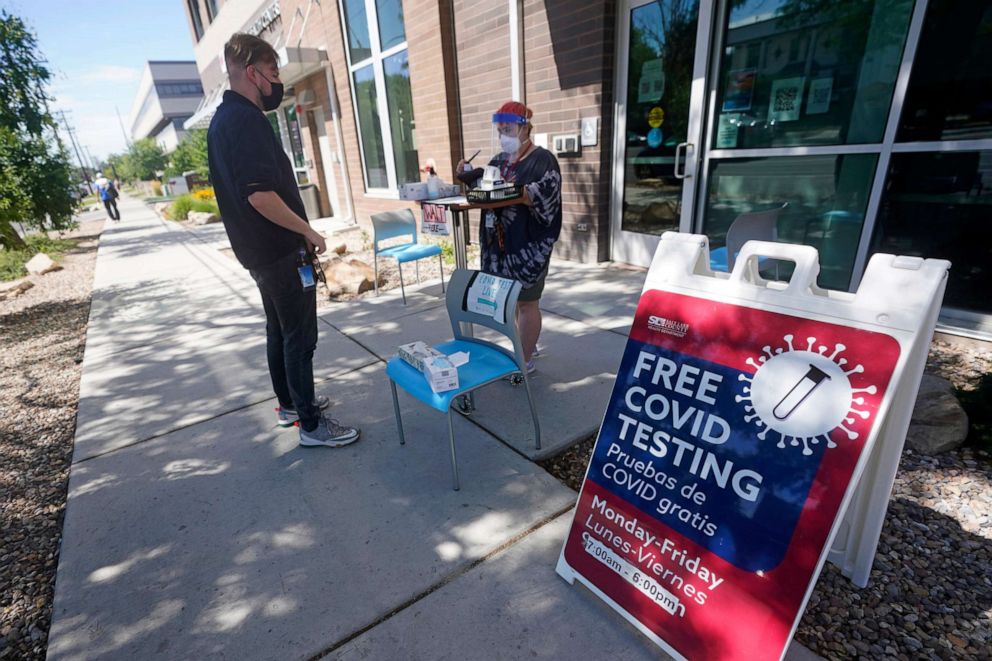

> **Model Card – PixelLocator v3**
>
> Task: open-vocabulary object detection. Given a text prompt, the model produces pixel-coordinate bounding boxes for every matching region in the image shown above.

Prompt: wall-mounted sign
[247,1,281,36]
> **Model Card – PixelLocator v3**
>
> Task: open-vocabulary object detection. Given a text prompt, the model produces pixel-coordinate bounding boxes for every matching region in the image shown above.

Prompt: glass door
[610,0,716,267]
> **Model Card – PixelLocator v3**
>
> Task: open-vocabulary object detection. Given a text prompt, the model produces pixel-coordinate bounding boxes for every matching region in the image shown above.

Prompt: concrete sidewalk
[48,193,818,659]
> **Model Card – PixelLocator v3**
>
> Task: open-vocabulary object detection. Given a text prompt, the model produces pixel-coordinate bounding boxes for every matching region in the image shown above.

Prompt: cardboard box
[424,355,459,393]
[397,341,460,393]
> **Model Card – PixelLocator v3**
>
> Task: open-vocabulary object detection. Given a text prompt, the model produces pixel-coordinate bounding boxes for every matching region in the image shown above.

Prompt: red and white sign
[558,289,903,660]
[421,203,451,237]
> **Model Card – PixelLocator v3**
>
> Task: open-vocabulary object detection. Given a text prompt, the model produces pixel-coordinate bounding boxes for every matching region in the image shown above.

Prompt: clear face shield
[491,112,530,159]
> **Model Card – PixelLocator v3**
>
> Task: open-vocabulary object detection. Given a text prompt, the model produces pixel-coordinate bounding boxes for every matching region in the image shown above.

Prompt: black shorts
[519,261,550,302]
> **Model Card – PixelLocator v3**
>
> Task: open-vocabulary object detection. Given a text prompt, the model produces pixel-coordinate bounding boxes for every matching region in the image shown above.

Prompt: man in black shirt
[208,33,359,447]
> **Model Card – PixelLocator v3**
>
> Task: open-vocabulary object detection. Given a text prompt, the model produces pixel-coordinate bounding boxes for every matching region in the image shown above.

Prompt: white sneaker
[276,395,330,427]
[299,414,360,447]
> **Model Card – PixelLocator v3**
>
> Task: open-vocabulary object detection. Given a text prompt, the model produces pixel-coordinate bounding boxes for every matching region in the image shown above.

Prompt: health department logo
[646,315,689,338]
[736,334,878,456]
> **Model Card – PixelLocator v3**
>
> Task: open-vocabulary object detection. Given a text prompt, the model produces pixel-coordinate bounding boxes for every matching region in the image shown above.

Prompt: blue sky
[2,0,197,161]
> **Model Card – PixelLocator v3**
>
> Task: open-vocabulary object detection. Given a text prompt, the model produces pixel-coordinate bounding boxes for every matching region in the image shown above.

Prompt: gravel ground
[540,340,992,660]
[0,215,104,661]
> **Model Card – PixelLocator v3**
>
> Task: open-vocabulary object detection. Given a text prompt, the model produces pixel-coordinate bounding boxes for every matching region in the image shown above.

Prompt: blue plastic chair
[371,209,445,304]
[709,203,788,272]
[386,269,541,490]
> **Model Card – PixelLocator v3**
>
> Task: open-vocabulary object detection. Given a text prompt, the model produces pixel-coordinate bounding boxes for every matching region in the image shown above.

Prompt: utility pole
[115,105,132,149]
[57,111,93,193]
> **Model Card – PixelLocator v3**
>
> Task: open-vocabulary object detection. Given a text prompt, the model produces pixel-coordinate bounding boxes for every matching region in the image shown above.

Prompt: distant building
[130,61,205,153]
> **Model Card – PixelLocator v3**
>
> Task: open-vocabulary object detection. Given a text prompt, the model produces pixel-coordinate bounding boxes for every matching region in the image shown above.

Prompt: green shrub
[190,199,219,215]
[170,194,195,220]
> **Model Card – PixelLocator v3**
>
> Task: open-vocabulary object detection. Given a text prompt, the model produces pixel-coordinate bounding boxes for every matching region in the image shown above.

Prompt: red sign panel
[560,290,901,660]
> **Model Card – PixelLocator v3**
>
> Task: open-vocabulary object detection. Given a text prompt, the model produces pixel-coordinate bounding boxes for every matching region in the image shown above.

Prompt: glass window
[204,0,219,22]
[340,0,414,190]
[283,106,307,171]
[384,51,419,185]
[353,66,388,188]
[621,0,700,236]
[712,0,913,149]
[871,151,992,312]
[342,0,373,62]
[266,111,281,140]
[376,0,406,51]
[897,0,992,142]
[703,154,877,290]
[187,0,204,41]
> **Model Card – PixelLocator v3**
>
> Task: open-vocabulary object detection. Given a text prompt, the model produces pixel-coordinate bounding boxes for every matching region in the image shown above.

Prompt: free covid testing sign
[559,289,902,660]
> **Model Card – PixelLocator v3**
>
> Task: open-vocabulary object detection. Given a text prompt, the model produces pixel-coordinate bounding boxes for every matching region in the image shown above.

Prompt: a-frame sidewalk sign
[557,233,950,661]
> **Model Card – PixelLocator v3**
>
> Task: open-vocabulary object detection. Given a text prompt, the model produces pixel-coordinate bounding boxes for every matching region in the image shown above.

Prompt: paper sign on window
[466,273,514,324]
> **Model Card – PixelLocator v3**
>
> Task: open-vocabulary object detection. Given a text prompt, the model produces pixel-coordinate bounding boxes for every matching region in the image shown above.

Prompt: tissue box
[438,184,461,198]
[399,182,429,200]
[397,341,460,393]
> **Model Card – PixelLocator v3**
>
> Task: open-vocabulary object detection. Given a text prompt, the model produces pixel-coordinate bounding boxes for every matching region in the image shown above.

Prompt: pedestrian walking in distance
[207,33,360,448]
[94,172,120,221]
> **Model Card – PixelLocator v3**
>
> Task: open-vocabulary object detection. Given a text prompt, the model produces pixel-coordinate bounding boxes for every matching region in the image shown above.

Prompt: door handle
[674,142,693,179]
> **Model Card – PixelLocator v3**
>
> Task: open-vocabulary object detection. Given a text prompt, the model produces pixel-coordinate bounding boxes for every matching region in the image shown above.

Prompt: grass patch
[0,235,78,281]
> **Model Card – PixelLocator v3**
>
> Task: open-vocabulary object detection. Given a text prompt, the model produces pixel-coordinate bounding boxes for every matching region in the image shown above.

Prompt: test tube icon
[773,364,831,420]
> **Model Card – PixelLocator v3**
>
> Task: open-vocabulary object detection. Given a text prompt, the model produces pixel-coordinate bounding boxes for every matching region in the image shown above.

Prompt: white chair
[710,203,788,272]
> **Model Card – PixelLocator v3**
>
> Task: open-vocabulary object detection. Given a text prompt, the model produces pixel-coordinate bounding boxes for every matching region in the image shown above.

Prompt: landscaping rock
[187,211,220,225]
[319,257,379,295]
[332,242,347,256]
[154,202,172,218]
[25,254,61,276]
[0,278,34,301]
[905,374,969,454]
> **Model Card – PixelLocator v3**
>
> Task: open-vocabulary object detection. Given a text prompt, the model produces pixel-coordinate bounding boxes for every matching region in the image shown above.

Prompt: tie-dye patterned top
[477,147,562,288]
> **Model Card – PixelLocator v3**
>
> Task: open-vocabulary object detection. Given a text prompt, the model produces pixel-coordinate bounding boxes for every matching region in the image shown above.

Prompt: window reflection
[353,66,388,188]
[384,51,419,184]
[703,155,876,290]
[872,151,992,312]
[376,0,406,51]
[897,0,992,141]
[713,0,913,148]
[342,0,372,62]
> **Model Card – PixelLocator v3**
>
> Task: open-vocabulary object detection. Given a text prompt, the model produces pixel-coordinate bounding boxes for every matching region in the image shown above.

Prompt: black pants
[103,198,120,220]
[249,251,320,431]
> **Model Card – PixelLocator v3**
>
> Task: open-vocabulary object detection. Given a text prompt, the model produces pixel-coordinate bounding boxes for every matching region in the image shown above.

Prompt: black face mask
[252,68,284,111]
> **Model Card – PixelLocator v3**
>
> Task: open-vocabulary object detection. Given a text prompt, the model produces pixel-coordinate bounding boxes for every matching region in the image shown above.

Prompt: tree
[0,11,77,250]
[119,138,166,182]
[165,129,208,178]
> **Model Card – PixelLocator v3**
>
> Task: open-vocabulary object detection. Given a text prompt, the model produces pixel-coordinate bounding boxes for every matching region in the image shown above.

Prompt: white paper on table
[447,351,470,367]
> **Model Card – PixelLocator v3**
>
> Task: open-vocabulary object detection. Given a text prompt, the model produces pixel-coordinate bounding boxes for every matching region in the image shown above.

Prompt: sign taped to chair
[421,203,451,236]
[557,234,947,661]
[465,272,514,323]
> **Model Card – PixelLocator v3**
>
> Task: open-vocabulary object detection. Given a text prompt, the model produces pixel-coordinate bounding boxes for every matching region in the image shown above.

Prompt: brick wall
[454,0,616,262]
[284,0,461,232]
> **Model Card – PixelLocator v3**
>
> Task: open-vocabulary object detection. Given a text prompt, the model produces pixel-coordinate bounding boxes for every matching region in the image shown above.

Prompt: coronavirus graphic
[736,334,878,455]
